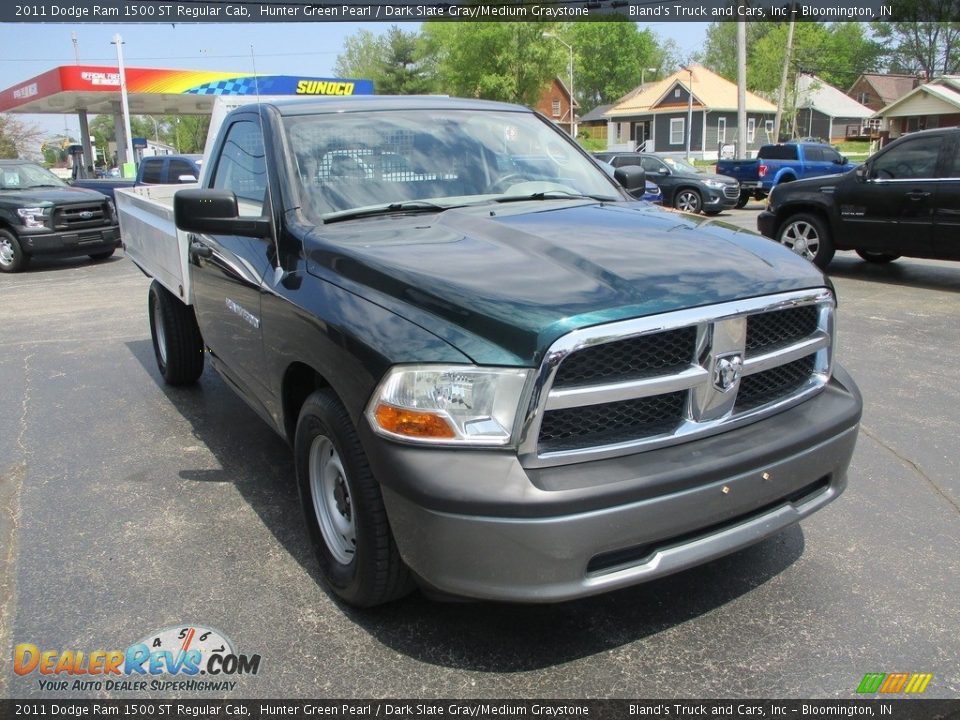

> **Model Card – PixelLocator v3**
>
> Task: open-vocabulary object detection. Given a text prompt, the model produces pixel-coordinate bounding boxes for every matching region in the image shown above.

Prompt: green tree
[699,23,775,83]
[334,28,389,81]
[564,23,671,112]
[872,1,960,79]
[0,114,44,159]
[422,22,564,106]
[701,22,882,94]
[377,27,434,95]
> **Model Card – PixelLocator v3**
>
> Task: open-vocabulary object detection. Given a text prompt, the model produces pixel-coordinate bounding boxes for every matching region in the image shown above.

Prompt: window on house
[765,120,774,137]
[858,92,870,105]
[717,117,726,144]
[674,88,681,98]
[747,118,756,143]
[551,99,561,118]
[670,118,685,145]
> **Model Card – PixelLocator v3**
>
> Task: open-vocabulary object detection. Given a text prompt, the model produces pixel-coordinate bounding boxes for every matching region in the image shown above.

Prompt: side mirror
[855,164,868,181]
[174,189,270,237]
[614,165,647,193]
[835,156,847,165]
[177,174,198,183]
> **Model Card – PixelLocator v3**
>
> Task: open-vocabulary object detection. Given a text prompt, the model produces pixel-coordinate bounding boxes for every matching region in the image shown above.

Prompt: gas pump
[67,144,93,180]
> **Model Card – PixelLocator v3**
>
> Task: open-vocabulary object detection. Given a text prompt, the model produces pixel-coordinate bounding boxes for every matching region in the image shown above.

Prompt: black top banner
[4,0,960,23]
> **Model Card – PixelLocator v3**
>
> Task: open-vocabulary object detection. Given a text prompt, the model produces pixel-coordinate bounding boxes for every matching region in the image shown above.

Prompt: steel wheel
[0,230,27,273]
[674,189,702,213]
[152,295,168,367]
[309,434,356,565]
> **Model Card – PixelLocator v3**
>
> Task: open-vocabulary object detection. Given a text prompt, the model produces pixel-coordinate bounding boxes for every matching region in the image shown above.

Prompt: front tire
[0,229,28,273]
[295,389,414,607]
[148,280,204,385]
[856,250,900,264]
[776,213,835,270]
[674,188,703,214]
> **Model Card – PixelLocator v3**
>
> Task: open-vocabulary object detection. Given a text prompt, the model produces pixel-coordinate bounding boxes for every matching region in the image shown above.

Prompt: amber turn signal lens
[374,403,456,439]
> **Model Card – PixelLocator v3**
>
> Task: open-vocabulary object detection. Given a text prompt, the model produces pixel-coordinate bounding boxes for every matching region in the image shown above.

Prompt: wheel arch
[282,362,333,445]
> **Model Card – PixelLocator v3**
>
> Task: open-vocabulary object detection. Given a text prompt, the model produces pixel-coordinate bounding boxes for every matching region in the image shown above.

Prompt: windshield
[0,163,68,190]
[284,109,620,222]
[661,157,701,174]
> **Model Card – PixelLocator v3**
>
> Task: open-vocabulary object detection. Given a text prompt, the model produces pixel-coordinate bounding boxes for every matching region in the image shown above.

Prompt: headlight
[703,179,726,189]
[17,207,47,228]
[106,200,117,224]
[366,365,531,446]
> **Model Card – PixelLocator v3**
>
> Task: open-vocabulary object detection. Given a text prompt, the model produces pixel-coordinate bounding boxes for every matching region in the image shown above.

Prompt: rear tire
[295,389,414,607]
[148,280,204,385]
[0,229,28,273]
[776,213,835,270]
[735,194,750,209]
[856,250,900,264]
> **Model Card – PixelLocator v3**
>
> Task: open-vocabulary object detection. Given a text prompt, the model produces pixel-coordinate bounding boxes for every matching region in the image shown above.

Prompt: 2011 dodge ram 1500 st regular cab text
[0,159,120,273]
[117,97,862,607]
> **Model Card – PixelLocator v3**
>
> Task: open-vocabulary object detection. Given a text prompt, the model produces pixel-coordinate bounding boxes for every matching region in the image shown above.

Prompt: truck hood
[304,201,826,366]
[0,186,109,206]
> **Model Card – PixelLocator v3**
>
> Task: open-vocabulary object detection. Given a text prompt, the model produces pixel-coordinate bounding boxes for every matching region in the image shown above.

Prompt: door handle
[905,191,931,201]
[189,240,213,258]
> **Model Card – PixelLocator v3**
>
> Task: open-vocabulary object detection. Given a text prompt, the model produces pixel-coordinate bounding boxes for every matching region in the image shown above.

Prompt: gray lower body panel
[370,369,861,603]
[382,426,855,602]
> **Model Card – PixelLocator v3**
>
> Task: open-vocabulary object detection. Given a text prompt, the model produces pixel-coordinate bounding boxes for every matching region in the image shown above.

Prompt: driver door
[835,134,942,255]
[190,118,274,402]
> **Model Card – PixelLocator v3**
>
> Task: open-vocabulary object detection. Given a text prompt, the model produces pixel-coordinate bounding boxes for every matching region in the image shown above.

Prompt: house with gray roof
[794,74,874,143]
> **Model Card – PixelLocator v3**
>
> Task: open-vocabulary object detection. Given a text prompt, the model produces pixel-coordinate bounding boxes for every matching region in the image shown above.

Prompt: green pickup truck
[117,97,862,606]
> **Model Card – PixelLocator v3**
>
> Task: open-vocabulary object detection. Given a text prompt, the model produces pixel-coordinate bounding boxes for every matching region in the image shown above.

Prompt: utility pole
[736,18,747,157]
[774,7,796,142]
[112,34,135,176]
[685,67,693,160]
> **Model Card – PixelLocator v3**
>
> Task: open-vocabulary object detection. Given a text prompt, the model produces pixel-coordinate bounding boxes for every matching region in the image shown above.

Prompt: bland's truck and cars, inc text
[116,96,862,607]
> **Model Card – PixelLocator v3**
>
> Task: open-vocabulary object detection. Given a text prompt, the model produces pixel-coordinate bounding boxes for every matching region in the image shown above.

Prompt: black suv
[593,152,740,214]
[758,127,960,269]
[0,160,120,273]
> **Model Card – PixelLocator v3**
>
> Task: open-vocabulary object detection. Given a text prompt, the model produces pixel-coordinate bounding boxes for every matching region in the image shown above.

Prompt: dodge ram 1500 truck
[117,97,862,607]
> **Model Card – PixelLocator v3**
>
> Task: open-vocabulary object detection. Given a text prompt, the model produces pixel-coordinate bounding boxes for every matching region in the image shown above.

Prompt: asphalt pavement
[1,210,957,699]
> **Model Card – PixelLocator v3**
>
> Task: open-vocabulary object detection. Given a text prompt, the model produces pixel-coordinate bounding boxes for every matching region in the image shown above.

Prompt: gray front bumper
[366,368,861,602]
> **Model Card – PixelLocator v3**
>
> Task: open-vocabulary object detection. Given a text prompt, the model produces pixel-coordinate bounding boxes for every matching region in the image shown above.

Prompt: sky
[1,21,710,137]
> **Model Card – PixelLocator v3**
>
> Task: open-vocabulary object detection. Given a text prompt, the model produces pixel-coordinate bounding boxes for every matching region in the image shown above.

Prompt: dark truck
[717,142,856,206]
[0,159,120,273]
[117,97,862,607]
[71,154,203,200]
[758,127,960,269]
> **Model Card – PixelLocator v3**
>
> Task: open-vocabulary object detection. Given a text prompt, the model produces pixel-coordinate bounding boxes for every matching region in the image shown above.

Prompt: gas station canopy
[0,65,374,115]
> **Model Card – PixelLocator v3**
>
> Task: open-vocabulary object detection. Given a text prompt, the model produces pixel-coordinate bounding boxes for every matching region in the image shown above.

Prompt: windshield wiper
[493,190,617,204]
[323,200,454,224]
[24,184,64,189]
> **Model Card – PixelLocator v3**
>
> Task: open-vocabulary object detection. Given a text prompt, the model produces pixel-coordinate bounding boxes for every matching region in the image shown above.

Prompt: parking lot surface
[1,210,958,699]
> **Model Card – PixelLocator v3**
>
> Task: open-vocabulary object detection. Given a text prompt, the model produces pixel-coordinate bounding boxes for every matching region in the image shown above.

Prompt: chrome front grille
[723,185,740,199]
[519,290,834,467]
